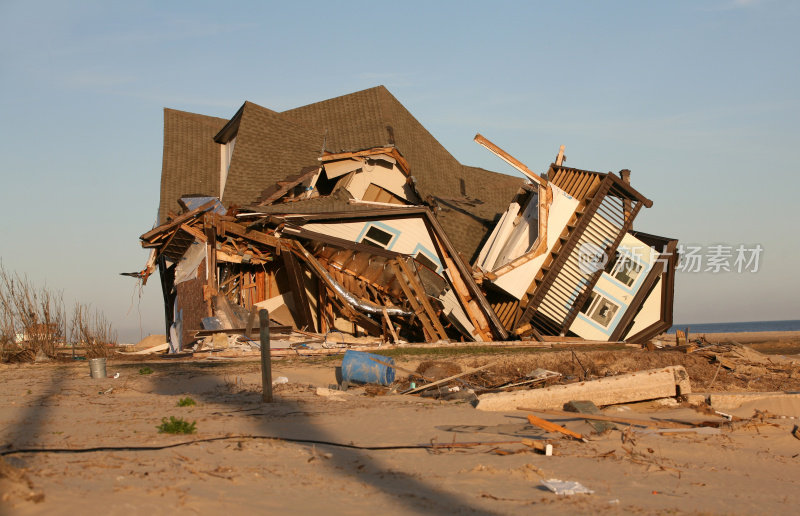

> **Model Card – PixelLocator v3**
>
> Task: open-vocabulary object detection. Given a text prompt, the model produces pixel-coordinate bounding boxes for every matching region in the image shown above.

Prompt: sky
[1,0,798,343]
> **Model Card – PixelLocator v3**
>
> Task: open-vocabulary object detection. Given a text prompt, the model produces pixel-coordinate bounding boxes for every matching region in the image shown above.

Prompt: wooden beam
[422,210,507,340]
[519,408,696,429]
[141,199,216,241]
[474,133,545,186]
[289,242,383,336]
[555,145,565,166]
[219,220,279,248]
[430,234,492,342]
[179,223,207,243]
[396,258,449,341]
[389,262,438,341]
[381,308,400,343]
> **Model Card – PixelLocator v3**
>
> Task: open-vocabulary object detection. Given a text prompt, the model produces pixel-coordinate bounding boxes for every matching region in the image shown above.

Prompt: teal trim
[411,244,442,273]
[575,285,628,337]
[605,245,652,294]
[356,221,401,250]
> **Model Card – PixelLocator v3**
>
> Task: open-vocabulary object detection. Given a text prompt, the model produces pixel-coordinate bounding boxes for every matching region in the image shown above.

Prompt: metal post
[259,309,273,403]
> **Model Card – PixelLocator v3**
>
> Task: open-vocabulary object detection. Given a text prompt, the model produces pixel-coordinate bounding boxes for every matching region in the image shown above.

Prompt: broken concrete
[475,365,691,412]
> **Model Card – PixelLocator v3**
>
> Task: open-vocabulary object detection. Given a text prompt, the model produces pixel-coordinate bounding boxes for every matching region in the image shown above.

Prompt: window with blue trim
[414,251,438,272]
[360,225,394,249]
[609,250,643,287]
[580,292,620,328]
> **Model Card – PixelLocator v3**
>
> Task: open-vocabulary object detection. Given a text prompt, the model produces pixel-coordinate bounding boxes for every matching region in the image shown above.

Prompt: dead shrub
[71,302,117,358]
[0,264,117,362]
[0,264,65,361]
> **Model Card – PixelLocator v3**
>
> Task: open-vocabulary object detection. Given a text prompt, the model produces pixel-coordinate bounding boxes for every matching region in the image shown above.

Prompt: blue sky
[1,0,798,342]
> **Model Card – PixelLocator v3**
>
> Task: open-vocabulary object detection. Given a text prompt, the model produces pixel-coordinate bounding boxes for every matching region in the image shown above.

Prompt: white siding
[624,278,663,338]
[344,162,418,202]
[492,185,578,299]
[302,217,441,271]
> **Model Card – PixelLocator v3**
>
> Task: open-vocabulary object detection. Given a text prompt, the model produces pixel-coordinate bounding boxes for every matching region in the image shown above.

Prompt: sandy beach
[660,330,800,356]
[2,332,799,515]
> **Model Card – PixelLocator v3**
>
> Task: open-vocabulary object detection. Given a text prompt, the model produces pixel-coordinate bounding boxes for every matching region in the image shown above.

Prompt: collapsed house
[130,86,677,350]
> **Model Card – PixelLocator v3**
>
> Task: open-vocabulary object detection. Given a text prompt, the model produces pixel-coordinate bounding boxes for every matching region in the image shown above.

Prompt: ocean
[667,319,800,334]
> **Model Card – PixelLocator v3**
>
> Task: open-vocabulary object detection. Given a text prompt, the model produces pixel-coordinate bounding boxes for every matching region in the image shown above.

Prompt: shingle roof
[280,86,525,260]
[159,109,227,223]
[433,165,526,262]
[245,190,392,215]
[221,102,324,209]
[159,86,526,259]
[281,86,465,202]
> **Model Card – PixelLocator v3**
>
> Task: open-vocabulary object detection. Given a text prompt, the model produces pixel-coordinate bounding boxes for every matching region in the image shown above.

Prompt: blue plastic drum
[341,350,396,386]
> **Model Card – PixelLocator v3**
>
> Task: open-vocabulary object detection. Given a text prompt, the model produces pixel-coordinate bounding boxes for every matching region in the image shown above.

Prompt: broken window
[580,292,620,328]
[414,251,439,272]
[610,251,643,287]
[362,183,406,205]
[360,225,394,249]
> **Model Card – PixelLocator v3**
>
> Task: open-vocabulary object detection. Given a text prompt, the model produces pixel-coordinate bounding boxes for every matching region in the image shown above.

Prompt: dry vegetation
[70,302,116,358]
[0,264,117,362]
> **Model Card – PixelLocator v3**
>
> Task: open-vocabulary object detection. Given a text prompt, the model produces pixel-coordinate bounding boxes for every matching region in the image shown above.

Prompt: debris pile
[134,198,503,351]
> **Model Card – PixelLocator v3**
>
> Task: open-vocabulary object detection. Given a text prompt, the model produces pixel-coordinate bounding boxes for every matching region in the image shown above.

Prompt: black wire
[0,435,512,457]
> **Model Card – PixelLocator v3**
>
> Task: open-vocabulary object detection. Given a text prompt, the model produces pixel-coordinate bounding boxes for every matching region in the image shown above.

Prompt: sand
[2,335,799,515]
[661,330,800,356]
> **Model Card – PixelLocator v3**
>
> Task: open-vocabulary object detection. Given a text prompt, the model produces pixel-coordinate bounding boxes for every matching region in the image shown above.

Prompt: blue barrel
[341,350,396,386]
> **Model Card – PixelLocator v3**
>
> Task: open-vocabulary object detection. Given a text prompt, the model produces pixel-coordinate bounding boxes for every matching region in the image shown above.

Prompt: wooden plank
[555,145,565,166]
[474,133,545,186]
[396,258,448,340]
[289,242,383,336]
[423,216,504,341]
[430,235,490,341]
[219,221,280,248]
[179,223,207,243]
[281,245,315,332]
[381,308,400,343]
[526,414,584,440]
[204,216,217,317]
[405,361,497,394]
[389,262,437,341]
[141,199,216,241]
[518,407,696,429]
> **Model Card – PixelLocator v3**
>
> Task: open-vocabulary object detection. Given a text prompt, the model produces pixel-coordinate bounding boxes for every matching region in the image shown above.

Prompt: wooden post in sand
[259,309,273,403]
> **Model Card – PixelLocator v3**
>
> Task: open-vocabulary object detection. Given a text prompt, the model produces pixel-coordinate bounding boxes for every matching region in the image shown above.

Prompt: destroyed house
[474,154,678,343]
[137,86,676,349]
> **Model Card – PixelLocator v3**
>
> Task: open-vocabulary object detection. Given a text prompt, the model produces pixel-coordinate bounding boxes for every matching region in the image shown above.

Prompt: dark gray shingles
[159,109,228,224]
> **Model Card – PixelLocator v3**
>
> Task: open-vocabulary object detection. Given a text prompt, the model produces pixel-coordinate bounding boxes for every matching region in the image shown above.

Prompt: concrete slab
[475,366,691,412]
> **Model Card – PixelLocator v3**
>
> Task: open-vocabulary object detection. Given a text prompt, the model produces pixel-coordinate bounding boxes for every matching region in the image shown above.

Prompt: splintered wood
[138,203,505,349]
